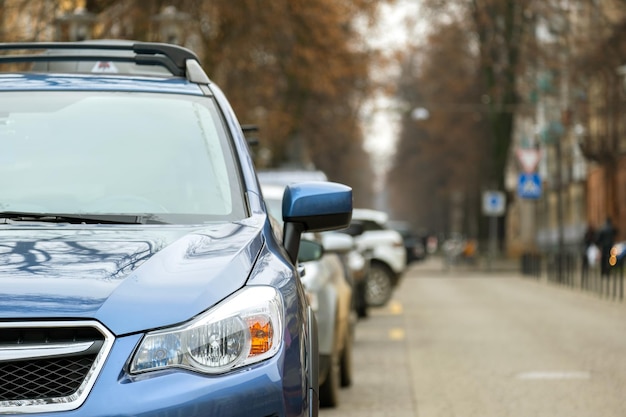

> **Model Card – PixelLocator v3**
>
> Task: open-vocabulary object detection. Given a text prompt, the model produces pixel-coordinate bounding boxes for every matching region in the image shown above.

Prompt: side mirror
[282,181,352,264]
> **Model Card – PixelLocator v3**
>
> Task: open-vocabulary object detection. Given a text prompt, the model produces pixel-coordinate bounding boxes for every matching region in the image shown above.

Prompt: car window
[361,220,384,232]
[0,91,246,223]
[340,222,364,236]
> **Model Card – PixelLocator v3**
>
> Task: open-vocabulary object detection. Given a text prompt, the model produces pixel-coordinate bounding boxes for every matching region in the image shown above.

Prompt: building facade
[507,0,626,257]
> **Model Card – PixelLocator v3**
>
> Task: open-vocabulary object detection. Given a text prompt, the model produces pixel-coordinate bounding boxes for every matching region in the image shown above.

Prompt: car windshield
[0,91,246,223]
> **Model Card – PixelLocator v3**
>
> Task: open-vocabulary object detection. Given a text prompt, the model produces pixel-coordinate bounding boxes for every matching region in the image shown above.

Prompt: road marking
[388,328,405,341]
[515,371,591,380]
[388,300,403,315]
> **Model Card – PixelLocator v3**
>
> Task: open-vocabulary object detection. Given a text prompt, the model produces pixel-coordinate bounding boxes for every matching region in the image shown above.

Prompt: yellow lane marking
[388,300,403,315]
[388,328,405,341]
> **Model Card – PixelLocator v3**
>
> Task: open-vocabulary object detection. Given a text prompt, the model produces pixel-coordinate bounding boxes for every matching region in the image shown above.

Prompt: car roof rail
[0,41,211,84]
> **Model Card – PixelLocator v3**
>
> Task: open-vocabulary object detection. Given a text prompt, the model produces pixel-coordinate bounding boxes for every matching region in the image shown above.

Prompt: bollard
[521,252,541,279]
[616,263,623,301]
[534,254,542,279]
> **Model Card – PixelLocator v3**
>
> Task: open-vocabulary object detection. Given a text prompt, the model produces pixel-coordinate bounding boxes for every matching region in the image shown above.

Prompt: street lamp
[411,107,430,121]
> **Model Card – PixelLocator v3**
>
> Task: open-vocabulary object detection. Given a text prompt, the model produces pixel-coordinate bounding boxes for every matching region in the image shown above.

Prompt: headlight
[130,286,283,375]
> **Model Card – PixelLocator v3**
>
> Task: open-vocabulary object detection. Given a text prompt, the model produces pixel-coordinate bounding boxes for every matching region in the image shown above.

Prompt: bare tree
[387,19,488,238]
[1,0,385,206]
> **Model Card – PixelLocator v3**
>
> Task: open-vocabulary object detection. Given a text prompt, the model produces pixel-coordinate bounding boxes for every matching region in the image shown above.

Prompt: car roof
[0,41,209,95]
[0,73,204,94]
[351,208,389,224]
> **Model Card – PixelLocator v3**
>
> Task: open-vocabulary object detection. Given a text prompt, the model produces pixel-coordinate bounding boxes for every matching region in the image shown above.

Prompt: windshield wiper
[0,211,168,225]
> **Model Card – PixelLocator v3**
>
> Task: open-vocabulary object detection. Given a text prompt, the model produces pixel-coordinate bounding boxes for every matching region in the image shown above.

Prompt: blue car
[0,42,352,417]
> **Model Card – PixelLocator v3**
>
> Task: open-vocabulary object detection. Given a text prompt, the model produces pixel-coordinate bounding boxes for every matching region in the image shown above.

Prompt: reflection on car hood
[0,219,264,335]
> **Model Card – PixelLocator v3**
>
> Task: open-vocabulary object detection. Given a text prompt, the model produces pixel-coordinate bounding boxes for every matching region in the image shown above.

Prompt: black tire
[355,280,369,318]
[339,329,353,387]
[357,304,368,318]
[365,262,394,307]
[319,348,340,407]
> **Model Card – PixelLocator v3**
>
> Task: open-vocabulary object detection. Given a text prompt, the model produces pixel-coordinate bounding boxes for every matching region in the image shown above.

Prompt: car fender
[314,274,339,357]
[307,305,319,417]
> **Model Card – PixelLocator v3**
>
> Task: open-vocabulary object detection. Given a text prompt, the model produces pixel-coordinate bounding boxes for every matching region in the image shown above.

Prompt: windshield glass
[0,91,246,223]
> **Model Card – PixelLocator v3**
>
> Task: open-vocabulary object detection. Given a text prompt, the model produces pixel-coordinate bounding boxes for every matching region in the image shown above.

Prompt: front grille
[0,321,114,414]
[1,355,95,400]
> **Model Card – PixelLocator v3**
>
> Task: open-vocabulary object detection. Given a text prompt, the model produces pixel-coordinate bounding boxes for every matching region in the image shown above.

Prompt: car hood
[0,219,264,335]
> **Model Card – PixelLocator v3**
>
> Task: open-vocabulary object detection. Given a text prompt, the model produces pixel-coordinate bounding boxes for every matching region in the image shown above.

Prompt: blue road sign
[482,191,505,216]
[518,173,542,199]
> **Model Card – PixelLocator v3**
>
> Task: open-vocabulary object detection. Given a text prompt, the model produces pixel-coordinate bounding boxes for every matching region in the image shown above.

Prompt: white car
[341,208,407,307]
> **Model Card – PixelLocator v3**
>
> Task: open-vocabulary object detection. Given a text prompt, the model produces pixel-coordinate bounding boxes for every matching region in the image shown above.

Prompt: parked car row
[260,182,356,407]
[0,41,355,417]
[0,40,414,416]
[388,220,428,264]
[258,171,416,406]
[340,208,408,307]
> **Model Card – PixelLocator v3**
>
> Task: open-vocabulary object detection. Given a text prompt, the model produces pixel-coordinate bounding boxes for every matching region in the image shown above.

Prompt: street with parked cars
[4,39,621,416]
[0,39,453,417]
[258,170,422,408]
[2,2,626,416]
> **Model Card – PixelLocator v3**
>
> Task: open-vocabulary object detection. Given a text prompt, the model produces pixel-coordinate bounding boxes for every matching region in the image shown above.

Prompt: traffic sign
[91,61,119,73]
[516,148,541,173]
[482,191,506,216]
[518,173,542,199]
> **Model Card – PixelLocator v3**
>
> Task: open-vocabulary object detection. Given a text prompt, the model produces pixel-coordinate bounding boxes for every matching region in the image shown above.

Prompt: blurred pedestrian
[596,217,617,278]
[581,225,595,288]
[462,238,477,264]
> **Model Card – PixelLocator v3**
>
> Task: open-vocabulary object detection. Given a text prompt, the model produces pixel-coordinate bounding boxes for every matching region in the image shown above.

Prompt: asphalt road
[320,257,626,417]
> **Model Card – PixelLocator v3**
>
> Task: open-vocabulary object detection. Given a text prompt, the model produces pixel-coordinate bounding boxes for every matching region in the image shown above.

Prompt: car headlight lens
[130,286,283,374]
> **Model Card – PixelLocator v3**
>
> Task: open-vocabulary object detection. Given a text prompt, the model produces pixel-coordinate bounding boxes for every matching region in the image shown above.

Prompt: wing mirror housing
[281,182,352,264]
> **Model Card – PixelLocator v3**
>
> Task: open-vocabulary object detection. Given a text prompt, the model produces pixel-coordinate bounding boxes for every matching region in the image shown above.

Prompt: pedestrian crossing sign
[518,173,542,199]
